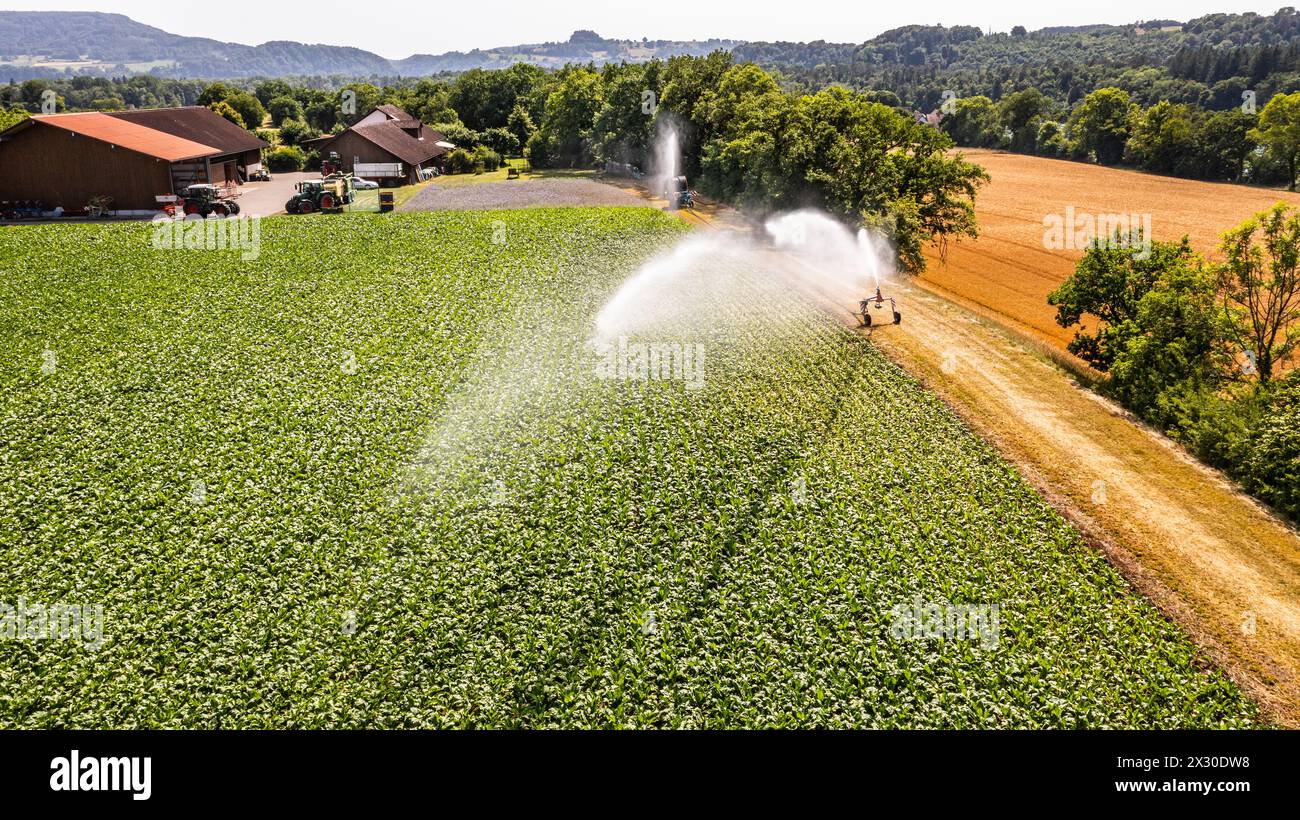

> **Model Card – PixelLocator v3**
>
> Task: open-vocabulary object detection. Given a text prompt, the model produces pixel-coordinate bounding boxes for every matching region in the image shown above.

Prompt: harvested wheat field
[921,149,1300,351]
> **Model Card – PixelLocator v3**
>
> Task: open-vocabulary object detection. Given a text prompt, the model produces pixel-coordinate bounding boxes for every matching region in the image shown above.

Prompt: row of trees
[0,75,205,113]
[522,54,988,272]
[1049,205,1300,516]
[940,85,1300,188]
[191,70,547,175]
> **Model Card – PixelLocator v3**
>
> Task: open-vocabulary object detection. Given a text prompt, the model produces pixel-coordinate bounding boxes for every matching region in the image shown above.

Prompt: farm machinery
[859,287,901,327]
[157,185,238,217]
[0,200,45,220]
[321,151,343,177]
[663,175,695,210]
[174,184,241,217]
[285,174,355,214]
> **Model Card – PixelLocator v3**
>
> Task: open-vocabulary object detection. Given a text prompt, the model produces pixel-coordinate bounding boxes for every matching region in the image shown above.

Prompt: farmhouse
[308,105,452,185]
[0,107,268,213]
[912,109,944,128]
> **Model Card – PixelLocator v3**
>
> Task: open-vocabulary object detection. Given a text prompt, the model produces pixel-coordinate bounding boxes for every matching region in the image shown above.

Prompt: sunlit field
[0,209,1256,727]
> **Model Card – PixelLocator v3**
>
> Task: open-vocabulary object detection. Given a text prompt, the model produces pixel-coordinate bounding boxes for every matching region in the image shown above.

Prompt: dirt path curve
[783,262,1300,725]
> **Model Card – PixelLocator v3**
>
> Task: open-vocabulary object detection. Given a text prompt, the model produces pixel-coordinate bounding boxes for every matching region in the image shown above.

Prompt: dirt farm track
[920,149,1300,351]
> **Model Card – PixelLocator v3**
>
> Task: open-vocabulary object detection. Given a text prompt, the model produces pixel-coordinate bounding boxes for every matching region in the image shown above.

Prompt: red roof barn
[309,105,452,185]
[0,106,268,212]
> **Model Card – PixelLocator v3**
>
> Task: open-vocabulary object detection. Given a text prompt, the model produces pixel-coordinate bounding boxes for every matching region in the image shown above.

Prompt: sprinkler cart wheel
[859,287,899,328]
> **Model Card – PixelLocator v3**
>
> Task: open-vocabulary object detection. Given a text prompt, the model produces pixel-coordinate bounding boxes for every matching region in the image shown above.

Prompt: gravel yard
[402,177,650,211]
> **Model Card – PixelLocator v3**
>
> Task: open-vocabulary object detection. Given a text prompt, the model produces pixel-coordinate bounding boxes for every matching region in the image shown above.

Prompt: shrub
[1169,388,1261,472]
[446,148,476,174]
[472,145,502,172]
[265,145,307,172]
[525,130,553,167]
[1245,378,1300,517]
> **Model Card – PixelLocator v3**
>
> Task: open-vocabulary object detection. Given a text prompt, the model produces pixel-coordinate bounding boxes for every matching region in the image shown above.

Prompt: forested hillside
[742,9,1300,111]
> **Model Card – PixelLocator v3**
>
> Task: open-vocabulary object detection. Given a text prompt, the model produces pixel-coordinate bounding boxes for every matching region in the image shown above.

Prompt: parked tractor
[285,175,355,214]
[321,151,343,177]
[179,184,240,216]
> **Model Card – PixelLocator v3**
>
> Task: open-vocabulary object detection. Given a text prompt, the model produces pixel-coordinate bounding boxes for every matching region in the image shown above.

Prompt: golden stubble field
[920,149,1300,350]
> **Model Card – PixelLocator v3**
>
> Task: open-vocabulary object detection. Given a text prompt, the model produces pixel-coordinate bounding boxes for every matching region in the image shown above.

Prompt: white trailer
[354,162,404,179]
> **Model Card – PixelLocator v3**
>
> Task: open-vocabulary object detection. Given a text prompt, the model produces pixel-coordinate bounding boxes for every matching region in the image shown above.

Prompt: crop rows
[0,209,1257,727]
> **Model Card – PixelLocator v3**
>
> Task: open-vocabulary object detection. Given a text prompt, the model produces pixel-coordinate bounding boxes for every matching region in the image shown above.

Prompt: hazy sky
[10,0,1284,57]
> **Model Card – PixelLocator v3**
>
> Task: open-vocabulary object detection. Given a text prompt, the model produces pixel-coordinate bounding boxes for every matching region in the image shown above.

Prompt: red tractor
[321,151,343,177]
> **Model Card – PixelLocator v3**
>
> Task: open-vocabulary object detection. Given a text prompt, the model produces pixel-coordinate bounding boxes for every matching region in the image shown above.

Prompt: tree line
[525,54,988,272]
[937,86,1294,185]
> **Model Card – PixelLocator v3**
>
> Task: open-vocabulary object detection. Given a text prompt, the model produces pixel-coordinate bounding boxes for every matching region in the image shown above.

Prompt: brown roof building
[0,106,268,212]
[312,106,452,185]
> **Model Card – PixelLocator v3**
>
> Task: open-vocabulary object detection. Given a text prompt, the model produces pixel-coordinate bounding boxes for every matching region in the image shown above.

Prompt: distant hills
[0,12,739,79]
[5,8,1298,86]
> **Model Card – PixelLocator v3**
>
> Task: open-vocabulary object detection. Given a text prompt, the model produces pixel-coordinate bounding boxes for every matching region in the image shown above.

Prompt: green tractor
[285,175,355,214]
[180,184,240,216]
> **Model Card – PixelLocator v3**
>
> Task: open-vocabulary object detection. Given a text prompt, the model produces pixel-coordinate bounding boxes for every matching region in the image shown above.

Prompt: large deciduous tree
[1049,237,1233,426]
[1068,87,1136,165]
[1218,203,1300,384]
[1250,91,1300,190]
[1048,236,1197,369]
[526,68,604,168]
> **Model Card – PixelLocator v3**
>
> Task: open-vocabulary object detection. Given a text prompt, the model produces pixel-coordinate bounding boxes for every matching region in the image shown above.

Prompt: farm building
[0,107,268,213]
[308,105,452,185]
